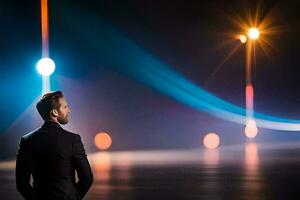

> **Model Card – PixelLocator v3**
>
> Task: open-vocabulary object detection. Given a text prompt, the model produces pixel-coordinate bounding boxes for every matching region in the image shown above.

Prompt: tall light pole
[36,0,55,94]
[244,27,260,138]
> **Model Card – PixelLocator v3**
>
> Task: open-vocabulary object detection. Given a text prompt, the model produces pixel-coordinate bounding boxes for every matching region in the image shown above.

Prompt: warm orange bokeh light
[94,132,112,150]
[238,34,247,43]
[245,120,258,138]
[203,133,220,149]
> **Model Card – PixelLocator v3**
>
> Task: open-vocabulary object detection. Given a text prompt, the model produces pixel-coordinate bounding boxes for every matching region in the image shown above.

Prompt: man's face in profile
[57,97,70,125]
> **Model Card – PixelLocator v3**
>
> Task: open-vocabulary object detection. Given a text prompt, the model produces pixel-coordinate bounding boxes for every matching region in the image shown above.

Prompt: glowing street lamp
[248,28,260,40]
[36,57,56,76]
[238,27,260,138]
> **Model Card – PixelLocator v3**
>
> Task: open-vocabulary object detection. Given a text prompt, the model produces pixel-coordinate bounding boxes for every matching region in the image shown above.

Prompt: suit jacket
[16,121,93,200]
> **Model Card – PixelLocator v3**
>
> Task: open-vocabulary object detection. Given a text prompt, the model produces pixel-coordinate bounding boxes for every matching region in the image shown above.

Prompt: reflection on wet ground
[1,142,300,199]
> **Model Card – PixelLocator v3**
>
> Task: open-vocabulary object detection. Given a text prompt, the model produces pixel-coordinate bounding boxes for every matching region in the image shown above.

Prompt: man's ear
[51,109,59,117]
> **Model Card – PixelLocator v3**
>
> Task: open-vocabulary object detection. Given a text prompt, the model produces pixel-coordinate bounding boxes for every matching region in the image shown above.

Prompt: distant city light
[203,133,220,149]
[94,132,112,150]
[36,57,55,76]
[245,119,259,138]
[238,34,247,43]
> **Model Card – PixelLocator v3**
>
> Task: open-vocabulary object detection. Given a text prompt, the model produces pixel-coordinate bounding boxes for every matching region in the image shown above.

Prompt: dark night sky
[1,0,300,158]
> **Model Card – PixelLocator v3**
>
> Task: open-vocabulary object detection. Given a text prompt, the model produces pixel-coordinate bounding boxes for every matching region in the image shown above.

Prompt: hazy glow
[36,58,55,76]
[10,7,300,135]
[203,133,220,149]
[245,119,259,138]
[92,152,111,181]
[39,0,51,95]
[248,28,260,40]
[245,142,260,188]
[203,149,219,165]
[42,76,51,94]
[245,143,259,168]
[246,84,254,111]
[245,84,254,120]
[239,34,247,43]
[56,5,300,131]
[94,132,112,150]
[41,0,49,57]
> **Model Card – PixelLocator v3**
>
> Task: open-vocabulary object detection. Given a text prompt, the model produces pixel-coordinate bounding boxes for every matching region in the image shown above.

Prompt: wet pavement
[1,142,300,200]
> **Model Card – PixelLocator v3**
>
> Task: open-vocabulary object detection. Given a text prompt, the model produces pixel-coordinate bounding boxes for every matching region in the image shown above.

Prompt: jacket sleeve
[16,137,34,200]
[72,135,93,199]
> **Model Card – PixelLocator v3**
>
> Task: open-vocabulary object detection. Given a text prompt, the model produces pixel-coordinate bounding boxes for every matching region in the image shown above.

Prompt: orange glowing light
[92,152,111,181]
[245,142,259,169]
[225,6,282,59]
[203,133,220,149]
[41,0,49,57]
[238,34,247,43]
[248,28,260,40]
[246,84,254,110]
[94,132,112,150]
[245,119,258,138]
[204,149,219,165]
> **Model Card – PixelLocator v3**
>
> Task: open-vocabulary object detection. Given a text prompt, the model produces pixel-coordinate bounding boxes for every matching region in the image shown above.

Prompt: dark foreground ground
[1,142,300,200]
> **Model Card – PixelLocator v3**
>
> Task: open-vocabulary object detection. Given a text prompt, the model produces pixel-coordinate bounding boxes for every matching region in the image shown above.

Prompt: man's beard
[58,114,69,125]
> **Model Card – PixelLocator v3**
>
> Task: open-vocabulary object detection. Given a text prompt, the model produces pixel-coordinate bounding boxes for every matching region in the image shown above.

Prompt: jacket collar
[42,120,62,128]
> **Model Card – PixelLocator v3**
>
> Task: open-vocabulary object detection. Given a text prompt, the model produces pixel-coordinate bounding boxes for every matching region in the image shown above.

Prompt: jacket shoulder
[21,127,79,141]
[61,129,80,139]
[21,128,40,141]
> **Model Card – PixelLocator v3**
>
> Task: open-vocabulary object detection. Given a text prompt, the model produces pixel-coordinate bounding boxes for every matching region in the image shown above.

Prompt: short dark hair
[36,91,64,120]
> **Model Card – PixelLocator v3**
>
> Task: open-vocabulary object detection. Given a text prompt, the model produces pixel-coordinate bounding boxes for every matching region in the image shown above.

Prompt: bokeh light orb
[238,34,247,43]
[36,57,56,76]
[203,133,220,149]
[248,28,260,40]
[94,132,112,150]
[245,119,259,138]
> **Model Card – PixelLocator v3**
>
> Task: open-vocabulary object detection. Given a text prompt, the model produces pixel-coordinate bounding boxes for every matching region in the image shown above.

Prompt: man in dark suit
[16,91,93,200]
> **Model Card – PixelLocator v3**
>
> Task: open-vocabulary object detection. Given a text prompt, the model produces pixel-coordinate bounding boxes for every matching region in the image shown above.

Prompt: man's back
[16,121,93,200]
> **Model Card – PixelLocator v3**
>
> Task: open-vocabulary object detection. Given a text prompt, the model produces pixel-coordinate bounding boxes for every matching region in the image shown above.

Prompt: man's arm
[16,137,33,200]
[72,135,93,199]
